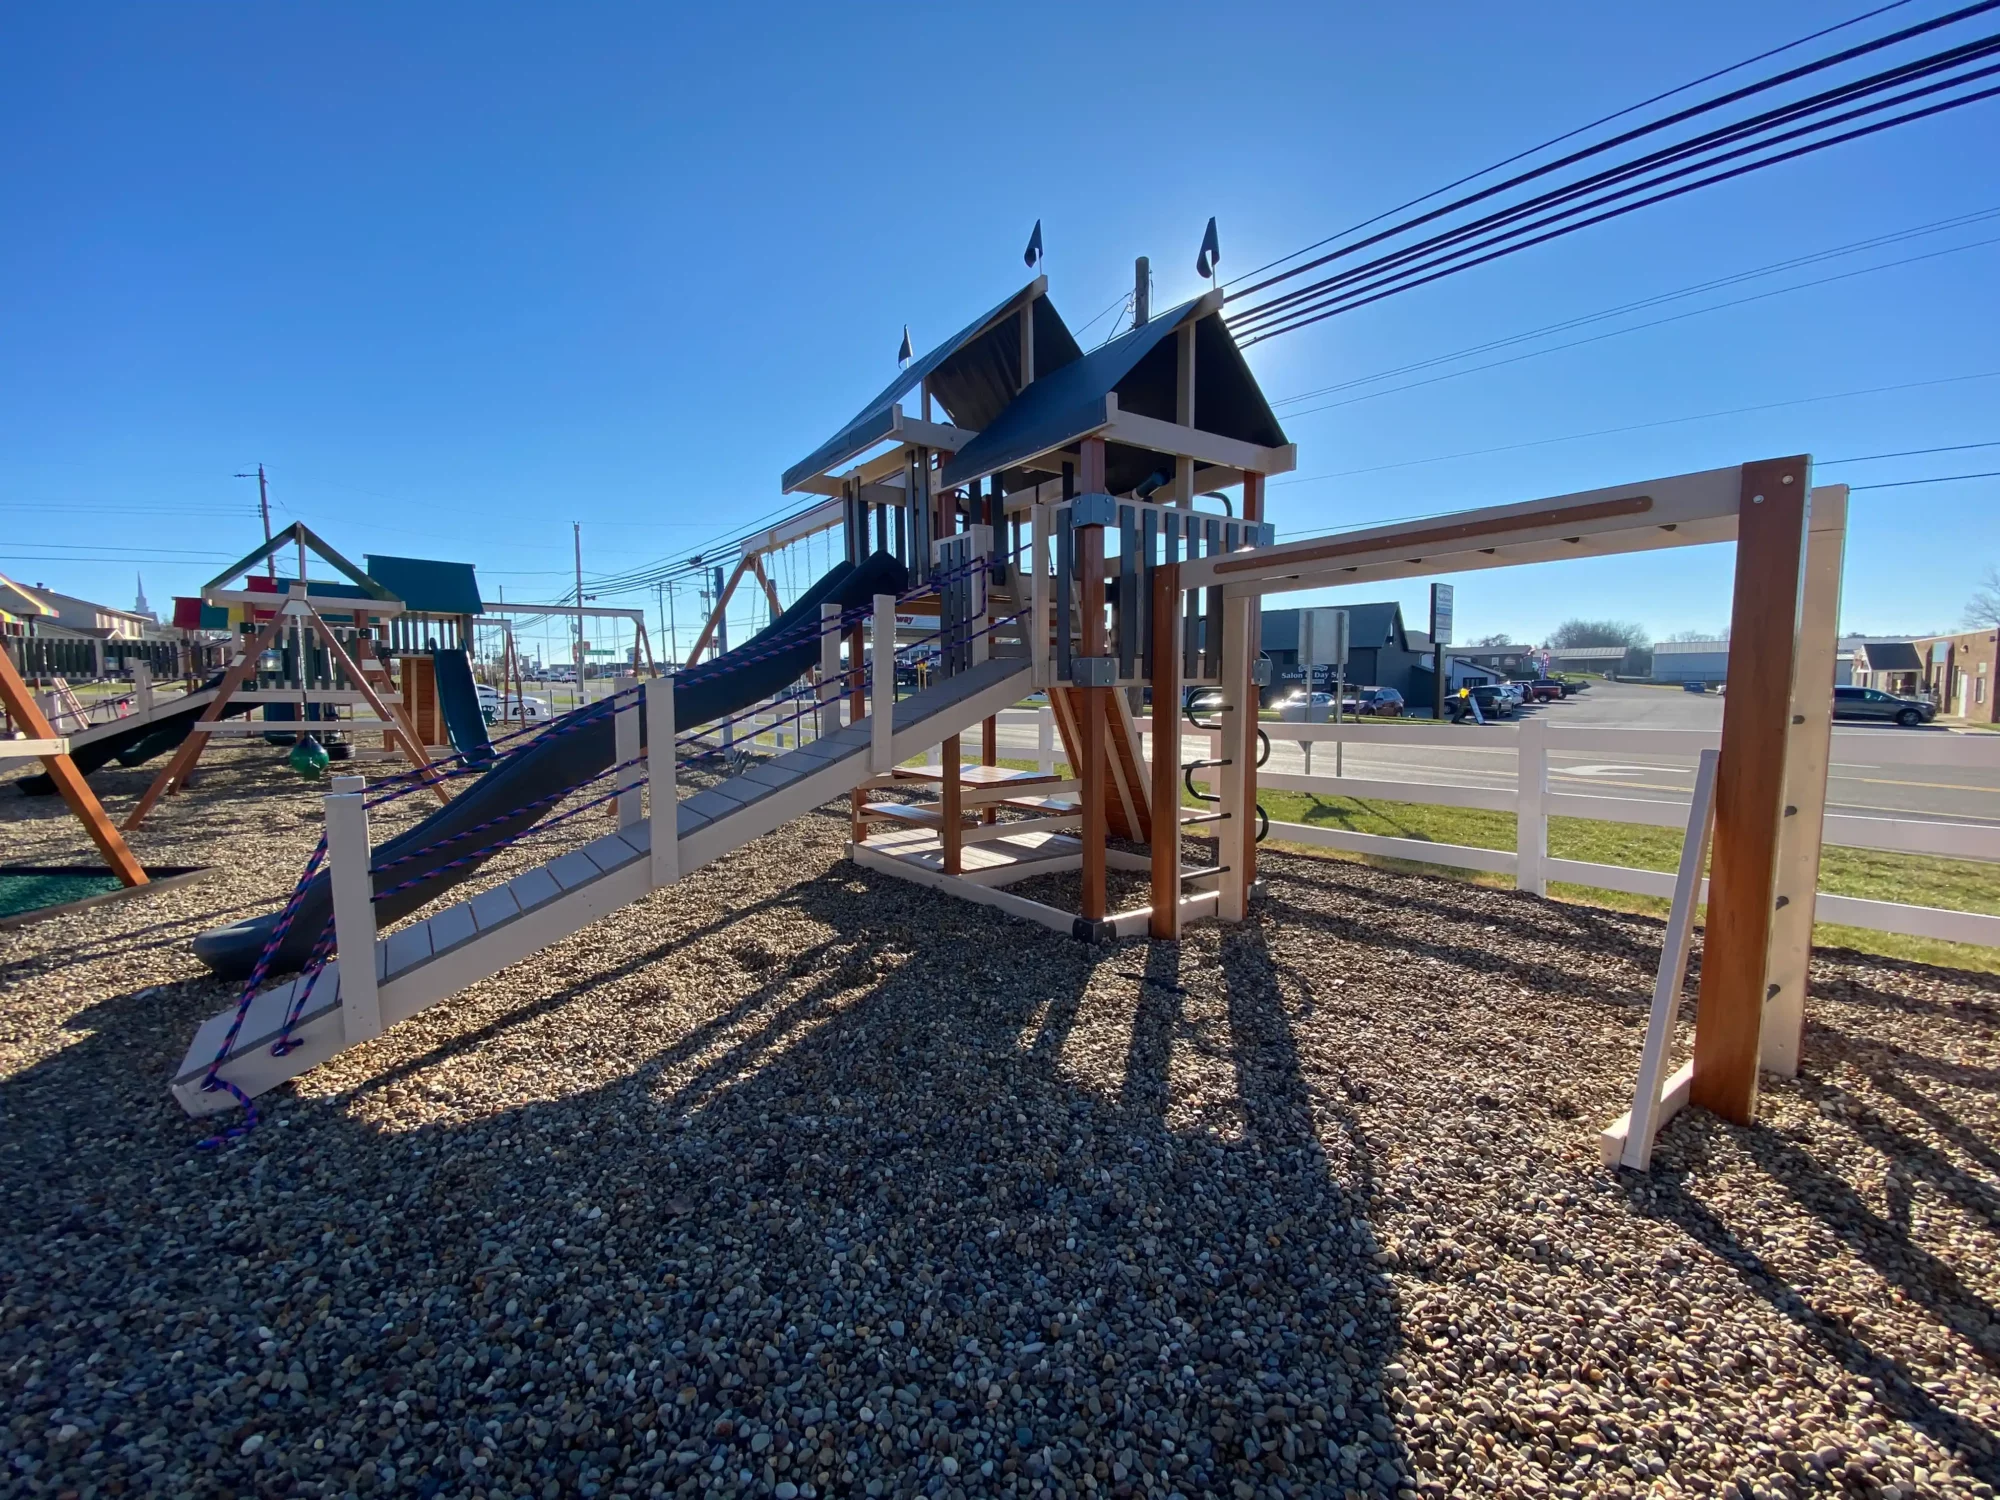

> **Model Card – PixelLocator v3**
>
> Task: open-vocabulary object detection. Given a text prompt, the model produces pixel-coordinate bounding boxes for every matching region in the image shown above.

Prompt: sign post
[1429,583,1454,721]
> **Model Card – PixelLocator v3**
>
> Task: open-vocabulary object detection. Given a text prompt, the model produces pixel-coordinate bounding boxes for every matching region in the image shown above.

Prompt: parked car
[476,685,554,723]
[1346,686,1405,717]
[1276,691,1334,722]
[1185,687,1227,719]
[1832,685,1935,726]
[1526,679,1565,702]
[1460,684,1514,719]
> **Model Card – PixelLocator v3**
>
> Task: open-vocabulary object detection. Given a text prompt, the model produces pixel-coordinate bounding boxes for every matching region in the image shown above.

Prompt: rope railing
[194,833,329,1147]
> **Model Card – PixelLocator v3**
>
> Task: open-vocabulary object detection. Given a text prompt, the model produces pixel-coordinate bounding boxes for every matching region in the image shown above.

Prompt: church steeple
[134,572,152,620]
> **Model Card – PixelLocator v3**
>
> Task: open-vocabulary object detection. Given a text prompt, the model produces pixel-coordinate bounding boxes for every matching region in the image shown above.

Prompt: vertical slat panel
[1117,504,1138,680]
[1055,515,1074,683]
[1140,508,1158,680]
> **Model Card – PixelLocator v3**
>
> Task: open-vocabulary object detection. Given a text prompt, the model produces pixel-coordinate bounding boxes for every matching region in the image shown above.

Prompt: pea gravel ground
[3,744,1999,1500]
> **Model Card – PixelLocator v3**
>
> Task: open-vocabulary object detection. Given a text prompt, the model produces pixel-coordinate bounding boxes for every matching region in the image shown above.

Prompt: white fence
[1155,717,2000,949]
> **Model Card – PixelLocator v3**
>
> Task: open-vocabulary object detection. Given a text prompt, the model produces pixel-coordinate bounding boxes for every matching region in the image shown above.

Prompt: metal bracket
[1067,493,1117,528]
[1070,655,1118,687]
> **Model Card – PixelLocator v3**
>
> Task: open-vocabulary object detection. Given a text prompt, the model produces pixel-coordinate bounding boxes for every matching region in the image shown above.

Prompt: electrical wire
[1275,230,2000,418]
[1269,205,2000,408]
[1269,367,2000,487]
[1230,0,2000,310]
[1233,41,2000,342]
[1223,0,1922,292]
[1849,469,2000,488]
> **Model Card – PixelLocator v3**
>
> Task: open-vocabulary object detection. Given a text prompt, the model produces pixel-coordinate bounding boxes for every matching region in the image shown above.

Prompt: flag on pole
[1195,217,1221,279]
[897,325,913,366]
[1023,219,1043,269]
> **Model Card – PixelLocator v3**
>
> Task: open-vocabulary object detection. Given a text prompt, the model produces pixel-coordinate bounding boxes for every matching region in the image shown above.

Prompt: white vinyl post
[1516,716,1548,897]
[871,593,895,773]
[646,677,679,886]
[818,602,842,738]
[970,524,991,666]
[133,660,153,717]
[325,773,382,1043]
[1622,748,1719,1171]
[1037,705,1055,775]
[613,676,641,828]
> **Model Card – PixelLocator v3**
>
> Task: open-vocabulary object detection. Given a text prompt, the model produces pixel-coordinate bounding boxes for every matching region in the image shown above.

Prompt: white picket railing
[1156,717,2000,949]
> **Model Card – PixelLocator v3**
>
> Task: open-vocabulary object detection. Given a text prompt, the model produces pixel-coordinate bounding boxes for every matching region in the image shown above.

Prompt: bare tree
[1967,565,2000,630]
[1549,618,1650,650]
[1471,632,1515,647]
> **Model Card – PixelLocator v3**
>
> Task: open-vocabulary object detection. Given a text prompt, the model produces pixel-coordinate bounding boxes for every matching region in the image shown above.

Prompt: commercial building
[1917,629,1999,723]
[1651,638,1731,685]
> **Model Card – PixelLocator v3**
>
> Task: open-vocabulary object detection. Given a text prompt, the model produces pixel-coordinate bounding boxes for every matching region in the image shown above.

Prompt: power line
[1849,468,2000,488]
[1234,48,2000,342]
[1273,229,2000,419]
[1223,0,1922,292]
[1268,205,2000,408]
[1820,439,2000,463]
[1231,0,2000,313]
[1270,367,2000,486]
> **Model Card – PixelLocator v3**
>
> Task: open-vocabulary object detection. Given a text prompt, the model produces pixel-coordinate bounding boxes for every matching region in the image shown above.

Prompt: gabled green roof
[365,555,483,616]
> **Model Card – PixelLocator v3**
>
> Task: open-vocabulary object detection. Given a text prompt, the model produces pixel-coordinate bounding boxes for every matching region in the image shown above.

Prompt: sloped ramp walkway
[171,656,1031,1115]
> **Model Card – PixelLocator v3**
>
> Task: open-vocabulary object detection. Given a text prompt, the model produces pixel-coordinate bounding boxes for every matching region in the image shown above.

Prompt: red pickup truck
[1526,679,1567,702]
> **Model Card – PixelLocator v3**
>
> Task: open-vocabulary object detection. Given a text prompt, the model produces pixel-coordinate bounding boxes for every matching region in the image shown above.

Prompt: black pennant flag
[897,325,913,365]
[1196,217,1221,279]
[1023,219,1043,269]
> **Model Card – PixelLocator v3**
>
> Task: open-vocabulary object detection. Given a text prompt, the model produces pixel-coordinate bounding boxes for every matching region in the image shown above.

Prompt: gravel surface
[3,743,1999,1498]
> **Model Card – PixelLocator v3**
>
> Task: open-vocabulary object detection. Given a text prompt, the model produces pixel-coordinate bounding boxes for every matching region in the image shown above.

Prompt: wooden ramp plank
[383,921,435,979]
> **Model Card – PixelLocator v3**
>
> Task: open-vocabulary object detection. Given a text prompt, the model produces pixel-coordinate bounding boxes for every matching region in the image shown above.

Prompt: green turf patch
[0,870,126,920]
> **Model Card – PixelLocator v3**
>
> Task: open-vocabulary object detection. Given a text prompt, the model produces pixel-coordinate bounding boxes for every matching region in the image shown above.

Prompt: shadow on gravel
[0,858,1421,1496]
[1638,1163,2000,1488]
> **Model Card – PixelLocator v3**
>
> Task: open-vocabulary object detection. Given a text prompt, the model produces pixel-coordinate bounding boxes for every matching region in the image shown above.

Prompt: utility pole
[260,465,276,578]
[1133,256,1150,328]
[235,464,276,578]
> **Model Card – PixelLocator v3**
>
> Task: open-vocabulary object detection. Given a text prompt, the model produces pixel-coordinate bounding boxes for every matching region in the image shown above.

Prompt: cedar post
[124,611,288,830]
[0,646,147,886]
[1691,457,1812,1125]
[942,733,963,875]
[1149,562,1183,939]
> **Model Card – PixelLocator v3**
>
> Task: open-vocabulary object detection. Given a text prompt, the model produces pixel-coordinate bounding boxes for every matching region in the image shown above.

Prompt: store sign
[1430,583,1454,646]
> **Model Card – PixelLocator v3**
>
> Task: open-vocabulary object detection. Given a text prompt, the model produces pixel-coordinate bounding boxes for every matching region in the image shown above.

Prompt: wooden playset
[171,268,1847,1172]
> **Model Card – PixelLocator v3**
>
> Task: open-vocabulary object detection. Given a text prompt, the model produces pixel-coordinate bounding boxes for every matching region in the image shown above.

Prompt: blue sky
[3,2,1997,658]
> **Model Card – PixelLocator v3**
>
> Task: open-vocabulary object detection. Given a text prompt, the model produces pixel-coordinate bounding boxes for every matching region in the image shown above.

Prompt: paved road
[985,680,2000,830]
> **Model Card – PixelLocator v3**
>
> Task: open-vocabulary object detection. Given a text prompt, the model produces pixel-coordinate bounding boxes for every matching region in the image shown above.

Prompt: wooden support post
[1078,508,1108,925]
[613,676,641,828]
[124,611,288,830]
[646,677,679,886]
[818,603,842,737]
[1037,705,1055,775]
[942,734,964,875]
[1516,715,1548,897]
[0,646,147,886]
[1219,593,1256,921]
[301,604,445,802]
[1763,484,1848,1078]
[1692,457,1812,1126]
[685,556,750,666]
[1241,472,1265,524]
[870,593,895,774]
[748,553,783,621]
[325,773,382,1043]
[1150,562,1183,939]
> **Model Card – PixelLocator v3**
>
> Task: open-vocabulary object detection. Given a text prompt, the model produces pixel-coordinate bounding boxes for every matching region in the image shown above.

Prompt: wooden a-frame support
[685,555,752,667]
[124,602,445,831]
[0,647,148,886]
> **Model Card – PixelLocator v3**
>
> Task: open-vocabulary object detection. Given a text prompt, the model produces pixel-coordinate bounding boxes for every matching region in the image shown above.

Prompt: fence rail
[1164,717,2000,950]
